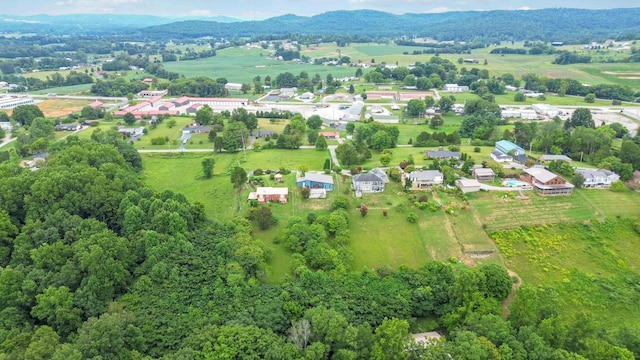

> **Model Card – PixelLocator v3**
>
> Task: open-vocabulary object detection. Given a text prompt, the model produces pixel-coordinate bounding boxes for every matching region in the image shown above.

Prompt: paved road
[138,149,216,153]
[479,183,528,191]
[1,134,16,148]
[328,145,340,167]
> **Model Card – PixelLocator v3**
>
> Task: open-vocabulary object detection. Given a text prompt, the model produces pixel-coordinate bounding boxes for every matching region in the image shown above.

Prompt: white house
[443,84,469,93]
[578,169,620,188]
[224,82,243,91]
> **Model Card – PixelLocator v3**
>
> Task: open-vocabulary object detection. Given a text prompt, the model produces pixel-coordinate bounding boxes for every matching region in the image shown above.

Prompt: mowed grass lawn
[141,152,239,221]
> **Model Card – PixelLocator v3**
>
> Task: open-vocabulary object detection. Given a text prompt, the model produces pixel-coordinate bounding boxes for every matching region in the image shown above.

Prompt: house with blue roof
[296,173,334,191]
[495,140,525,156]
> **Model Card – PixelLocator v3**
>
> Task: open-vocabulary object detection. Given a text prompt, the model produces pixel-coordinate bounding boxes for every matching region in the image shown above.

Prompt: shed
[456,178,481,193]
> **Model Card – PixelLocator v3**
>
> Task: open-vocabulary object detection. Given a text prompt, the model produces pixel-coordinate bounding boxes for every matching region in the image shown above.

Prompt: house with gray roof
[352,170,386,193]
[407,170,443,189]
[490,150,513,163]
[369,168,389,183]
[426,150,461,160]
[473,168,496,182]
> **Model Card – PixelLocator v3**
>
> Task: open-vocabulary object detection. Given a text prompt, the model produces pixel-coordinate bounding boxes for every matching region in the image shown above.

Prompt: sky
[1,0,638,19]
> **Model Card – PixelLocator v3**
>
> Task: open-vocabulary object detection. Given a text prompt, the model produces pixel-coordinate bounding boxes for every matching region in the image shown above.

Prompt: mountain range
[2,8,640,42]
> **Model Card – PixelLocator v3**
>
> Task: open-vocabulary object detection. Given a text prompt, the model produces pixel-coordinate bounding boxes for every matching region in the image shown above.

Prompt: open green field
[183,42,640,91]
[163,47,358,84]
[471,188,640,232]
[133,117,190,150]
[141,152,239,221]
[493,219,640,329]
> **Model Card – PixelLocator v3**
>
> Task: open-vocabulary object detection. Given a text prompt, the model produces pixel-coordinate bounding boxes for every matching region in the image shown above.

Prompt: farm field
[161,42,640,91]
[163,47,358,84]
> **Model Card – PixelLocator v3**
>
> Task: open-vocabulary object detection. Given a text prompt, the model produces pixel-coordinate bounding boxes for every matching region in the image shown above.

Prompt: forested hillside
[138,8,640,42]
[1,132,639,358]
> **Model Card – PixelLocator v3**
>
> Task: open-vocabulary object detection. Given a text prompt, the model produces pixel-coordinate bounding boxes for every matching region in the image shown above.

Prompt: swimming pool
[505,180,528,187]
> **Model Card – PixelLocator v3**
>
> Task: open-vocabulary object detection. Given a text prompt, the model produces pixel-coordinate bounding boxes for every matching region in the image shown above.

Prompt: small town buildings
[159,102,175,111]
[296,173,334,191]
[443,84,469,93]
[88,100,104,109]
[473,168,496,182]
[501,109,521,119]
[426,151,461,160]
[523,167,574,196]
[173,96,191,107]
[274,173,283,182]
[365,90,397,101]
[186,103,203,114]
[182,123,210,134]
[539,154,572,163]
[456,178,481,193]
[397,92,433,102]
[532,104,562,118]
[55,124,81,131]
[248,187,289,204]
[577,169,620,188]
[279,87,297,99]
[520,109,538,120]
[490,150,513,163]
[352,169,387,193]
[254,130,276,138]
[224,82,243,91]
[138,89,168,97]
[319,131,340,139]
[0,95,34,109]
[119,126,145,137]
[495,140,525,156]
[407,170,443,189]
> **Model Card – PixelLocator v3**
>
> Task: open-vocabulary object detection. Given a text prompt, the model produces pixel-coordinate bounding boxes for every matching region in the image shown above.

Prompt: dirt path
[501,269,522,318]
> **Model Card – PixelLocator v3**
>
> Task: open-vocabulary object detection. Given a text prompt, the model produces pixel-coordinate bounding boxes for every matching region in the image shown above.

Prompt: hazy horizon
[1,0,638,20]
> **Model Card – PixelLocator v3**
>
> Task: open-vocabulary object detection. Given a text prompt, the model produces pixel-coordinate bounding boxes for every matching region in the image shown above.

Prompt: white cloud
[426,6,453,13]
[188,9,213,16]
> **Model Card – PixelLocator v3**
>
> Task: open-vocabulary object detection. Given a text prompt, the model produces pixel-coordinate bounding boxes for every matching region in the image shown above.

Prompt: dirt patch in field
[602,71,640,75]
[620,76,640,80]
[37,99,91,117]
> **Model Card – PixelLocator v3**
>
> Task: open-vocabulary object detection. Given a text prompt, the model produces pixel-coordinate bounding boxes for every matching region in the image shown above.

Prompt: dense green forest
[1,129,639,358]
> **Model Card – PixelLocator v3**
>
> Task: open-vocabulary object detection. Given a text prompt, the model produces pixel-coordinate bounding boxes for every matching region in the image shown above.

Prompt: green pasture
[239,148,328,171]
[141,152,239,221]
[163,46,358,83]
[133,117,190,150]
[493,219,640,329]
[469,188,640,232]
[29,83,93,95]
